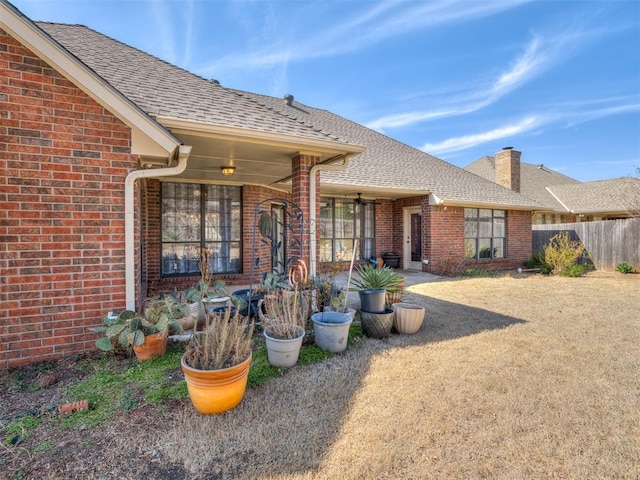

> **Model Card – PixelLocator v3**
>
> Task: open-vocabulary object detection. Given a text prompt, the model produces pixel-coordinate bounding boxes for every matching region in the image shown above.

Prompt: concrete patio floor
[332,269,441,309]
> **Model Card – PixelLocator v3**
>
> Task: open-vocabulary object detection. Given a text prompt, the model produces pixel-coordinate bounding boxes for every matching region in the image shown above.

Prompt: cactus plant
[92,306,182,353]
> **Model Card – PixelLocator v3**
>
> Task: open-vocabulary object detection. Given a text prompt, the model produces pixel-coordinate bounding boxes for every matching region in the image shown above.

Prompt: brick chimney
[494,147,521,192]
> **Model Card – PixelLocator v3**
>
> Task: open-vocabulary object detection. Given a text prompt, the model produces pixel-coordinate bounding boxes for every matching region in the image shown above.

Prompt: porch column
[291,152,321,270]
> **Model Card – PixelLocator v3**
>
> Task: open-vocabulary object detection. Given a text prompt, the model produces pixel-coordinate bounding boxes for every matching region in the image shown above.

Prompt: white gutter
[309,155,350,277]
[124,145,192,310]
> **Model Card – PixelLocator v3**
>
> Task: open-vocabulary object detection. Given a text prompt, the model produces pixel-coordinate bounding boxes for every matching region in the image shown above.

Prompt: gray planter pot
[359,289,386,313]
[360,308,394,339]
[264,325,305,368]
[323,306,357,319]
[311,311,353,353]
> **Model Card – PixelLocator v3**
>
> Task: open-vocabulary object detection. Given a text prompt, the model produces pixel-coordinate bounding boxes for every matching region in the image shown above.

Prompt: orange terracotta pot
[132,331,168,361]
[181,353,252,415]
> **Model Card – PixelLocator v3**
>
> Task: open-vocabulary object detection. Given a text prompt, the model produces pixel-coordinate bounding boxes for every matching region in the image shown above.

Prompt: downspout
[309,154,350,277]
[124,145,192,310]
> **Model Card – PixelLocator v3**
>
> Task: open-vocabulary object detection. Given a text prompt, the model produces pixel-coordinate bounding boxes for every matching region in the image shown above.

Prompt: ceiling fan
[354,192,381,206]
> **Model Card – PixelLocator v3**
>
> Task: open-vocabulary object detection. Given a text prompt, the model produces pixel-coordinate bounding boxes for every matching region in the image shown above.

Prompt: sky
[9,0,640,182]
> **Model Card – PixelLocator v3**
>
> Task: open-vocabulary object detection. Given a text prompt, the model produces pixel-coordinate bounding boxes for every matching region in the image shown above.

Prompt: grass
[4,322,364,433]
[60,343,187,429]
[5,273,638,479]
[3,416,40,446]
[156,271,639,480]
[249,323,364,387]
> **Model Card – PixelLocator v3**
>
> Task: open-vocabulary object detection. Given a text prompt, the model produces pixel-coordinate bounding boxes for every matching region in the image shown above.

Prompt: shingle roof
[547,177,640,214]
[37,23,352,146]
[36,22,541,210]
[465,156,580,211]
[232,91,542,209]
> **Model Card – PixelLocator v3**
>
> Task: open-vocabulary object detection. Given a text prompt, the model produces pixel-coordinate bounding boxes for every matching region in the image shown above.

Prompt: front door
[403,206,422,270]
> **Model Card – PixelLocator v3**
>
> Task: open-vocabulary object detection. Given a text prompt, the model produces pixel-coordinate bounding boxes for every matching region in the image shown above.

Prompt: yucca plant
[351,264,404,292]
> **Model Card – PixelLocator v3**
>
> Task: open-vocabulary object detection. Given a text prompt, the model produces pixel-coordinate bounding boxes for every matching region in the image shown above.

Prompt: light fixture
[220,166,236,176]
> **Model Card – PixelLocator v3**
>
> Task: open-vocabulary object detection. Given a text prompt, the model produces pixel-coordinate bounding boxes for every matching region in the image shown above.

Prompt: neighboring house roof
[232,91,543,209]
[36,22,357,151]
[547,177,640,215]
[465,156,580,212]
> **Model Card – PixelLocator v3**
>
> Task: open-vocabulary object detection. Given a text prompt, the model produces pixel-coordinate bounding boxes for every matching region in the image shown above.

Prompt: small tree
[544,232,586,275]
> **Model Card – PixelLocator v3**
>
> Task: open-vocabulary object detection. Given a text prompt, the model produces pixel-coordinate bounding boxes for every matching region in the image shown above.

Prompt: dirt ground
[1,270,639,479]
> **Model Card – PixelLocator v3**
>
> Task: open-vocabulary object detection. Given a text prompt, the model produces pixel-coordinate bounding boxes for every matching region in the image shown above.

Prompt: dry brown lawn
[4,271,638,479]
[154,271,639,480]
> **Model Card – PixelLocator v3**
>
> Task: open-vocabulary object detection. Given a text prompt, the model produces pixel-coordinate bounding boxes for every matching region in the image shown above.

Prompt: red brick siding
[292,154,320,268]
[374,199,393,258]
[0,29,137,368]
[425,205,466,274]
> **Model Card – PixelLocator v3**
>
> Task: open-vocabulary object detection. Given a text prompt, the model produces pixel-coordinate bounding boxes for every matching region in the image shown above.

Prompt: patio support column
[292,152,321,270]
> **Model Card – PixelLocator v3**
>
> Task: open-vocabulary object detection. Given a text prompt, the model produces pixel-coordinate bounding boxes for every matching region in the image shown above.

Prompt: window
[464,208,505,260]
[161,183,241,275]
[319,197,375,262]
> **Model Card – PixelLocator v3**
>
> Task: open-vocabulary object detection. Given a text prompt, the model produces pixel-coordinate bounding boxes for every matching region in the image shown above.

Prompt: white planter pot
[392,302,425,334]
[264,325,305,368]
[311,311,352,353]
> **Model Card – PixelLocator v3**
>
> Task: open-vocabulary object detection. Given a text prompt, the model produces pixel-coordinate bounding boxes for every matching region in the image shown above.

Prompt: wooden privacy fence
[532,218,640,271]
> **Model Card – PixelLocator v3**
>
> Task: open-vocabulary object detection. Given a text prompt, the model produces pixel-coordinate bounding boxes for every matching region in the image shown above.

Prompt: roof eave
[156,116,365,156]
[430,194,538,211]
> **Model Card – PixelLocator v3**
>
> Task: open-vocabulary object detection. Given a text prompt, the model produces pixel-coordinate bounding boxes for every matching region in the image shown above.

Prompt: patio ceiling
[148,122,364,190]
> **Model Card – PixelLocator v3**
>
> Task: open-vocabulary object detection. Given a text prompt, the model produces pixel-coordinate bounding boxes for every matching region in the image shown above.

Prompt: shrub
[465,268,492,277]
[560,263,593,277]
[616,262,633,274]
[544,232,586,275]
[524,252,552,274]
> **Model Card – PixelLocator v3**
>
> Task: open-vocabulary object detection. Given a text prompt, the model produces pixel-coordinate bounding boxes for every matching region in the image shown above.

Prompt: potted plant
[145,293,192,331]
[186,249,247,325]
[351,264,404,313]
[323,291,356,319]
[259,293,306,367]
[92,308,182,361]
[258,259,311,367]
[311,310,353,353]
[381,251,401,269]
[181,306,254,415]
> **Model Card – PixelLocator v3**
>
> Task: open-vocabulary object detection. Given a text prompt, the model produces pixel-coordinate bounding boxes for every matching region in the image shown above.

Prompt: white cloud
[366,14,619,131]
[420,117,539,154]
[419,96,640,154]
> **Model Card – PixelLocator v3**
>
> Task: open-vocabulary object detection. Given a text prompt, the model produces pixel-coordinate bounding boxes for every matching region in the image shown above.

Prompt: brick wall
[426,205,466,274]
[374,199,394,257]
[0,29,136,368]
